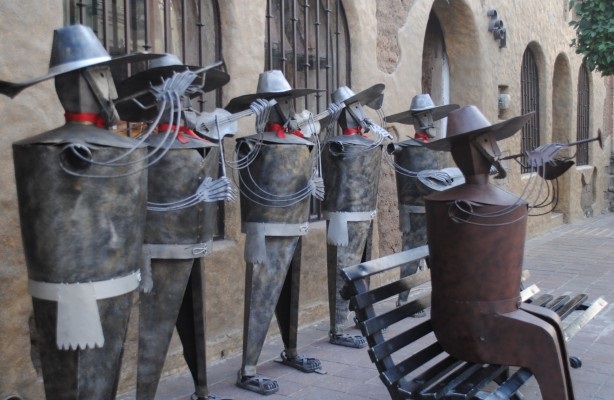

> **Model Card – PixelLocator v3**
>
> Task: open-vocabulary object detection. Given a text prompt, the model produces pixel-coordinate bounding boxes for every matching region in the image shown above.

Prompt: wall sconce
[487,9,507,48]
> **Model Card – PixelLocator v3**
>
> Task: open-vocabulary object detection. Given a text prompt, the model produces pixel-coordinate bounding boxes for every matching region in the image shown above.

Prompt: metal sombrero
[0,24,162,99]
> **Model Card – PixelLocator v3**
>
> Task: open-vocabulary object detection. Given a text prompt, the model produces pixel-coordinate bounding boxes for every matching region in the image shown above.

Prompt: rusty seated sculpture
[423,105,576,400]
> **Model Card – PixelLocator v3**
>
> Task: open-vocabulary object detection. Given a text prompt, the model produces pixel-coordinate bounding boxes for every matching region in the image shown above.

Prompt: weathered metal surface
[237,140,313,223]
[137,138,220,400]
[392,140,439,206]
[145,141,219,245]
[236,137,314,377]
[424,105,576,400]
[13,125,147,400]
[321,136,381,334]
[321,137,382,212]
[241,236,301,375]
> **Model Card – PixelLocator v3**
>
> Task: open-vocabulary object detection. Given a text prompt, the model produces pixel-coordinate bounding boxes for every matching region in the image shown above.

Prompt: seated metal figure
[320,84,387,348]
[114,54,233,400]
[385,94,460,313]
[423,105,576,400]
[1,25,159,399]
[227,70,324,395]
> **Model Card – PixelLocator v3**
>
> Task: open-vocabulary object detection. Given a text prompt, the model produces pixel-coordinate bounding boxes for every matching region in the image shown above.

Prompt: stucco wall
[0,0,611,398]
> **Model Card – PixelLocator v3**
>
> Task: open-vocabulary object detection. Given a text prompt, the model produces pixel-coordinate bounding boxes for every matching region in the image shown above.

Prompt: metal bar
[341,245,430,281]
[143,0,151,51]
[101,0,109,49]
[324,0,331,97]
[280,0,286,71]
[335,0,340,90]
[163,0,169,52]
[124,0,132,56]
[564,297,607,341]
[291,0,298,108]
[181,0,187,61]
[314,0,321,112]
[303,0,310,110]
[265,0,273,70]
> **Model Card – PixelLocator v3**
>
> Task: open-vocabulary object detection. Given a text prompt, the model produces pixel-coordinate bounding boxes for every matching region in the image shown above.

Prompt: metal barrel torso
[392,140,438,206]
[321,136,382,212]
[13,124,147,399]
[425,187,527,304]
[237,138,313,224]
[145,139,219,245]
[13,125,147,283]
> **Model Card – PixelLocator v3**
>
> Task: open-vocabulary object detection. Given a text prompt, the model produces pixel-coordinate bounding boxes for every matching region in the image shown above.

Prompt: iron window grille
[576,63,590,166]
[265,0,351,219]
[63,0,226,238]
[520,47,540,174]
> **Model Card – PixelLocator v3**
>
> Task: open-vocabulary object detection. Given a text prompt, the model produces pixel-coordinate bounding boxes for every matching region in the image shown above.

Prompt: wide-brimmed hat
[332,84,385,109]
[423,105,534,152]
[115,54,230,121]
[225,70,321,113]
[0,24,162,99]
[385,93,459,125]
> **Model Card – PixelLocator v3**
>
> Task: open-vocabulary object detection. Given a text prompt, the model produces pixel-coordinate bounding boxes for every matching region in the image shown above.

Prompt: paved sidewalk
[118,213,614,400]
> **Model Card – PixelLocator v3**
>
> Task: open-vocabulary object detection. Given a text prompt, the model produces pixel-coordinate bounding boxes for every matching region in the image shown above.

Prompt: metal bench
[340,245,607,400]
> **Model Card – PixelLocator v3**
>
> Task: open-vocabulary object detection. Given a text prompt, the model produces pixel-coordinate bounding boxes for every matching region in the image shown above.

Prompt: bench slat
[361,294,431,337]
[381,341,445,387]
[349,269,431,311]
[341,245,429,282]
[369,319,434,362]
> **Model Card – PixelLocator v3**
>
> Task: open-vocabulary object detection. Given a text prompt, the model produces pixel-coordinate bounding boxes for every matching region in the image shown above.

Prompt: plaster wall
[0,0,611,397]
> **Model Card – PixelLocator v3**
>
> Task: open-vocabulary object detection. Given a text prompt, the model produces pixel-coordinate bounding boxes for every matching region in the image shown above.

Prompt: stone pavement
[118,213,614,400]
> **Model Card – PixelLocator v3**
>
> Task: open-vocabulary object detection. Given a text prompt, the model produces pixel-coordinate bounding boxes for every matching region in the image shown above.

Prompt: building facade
[0,0,611,397]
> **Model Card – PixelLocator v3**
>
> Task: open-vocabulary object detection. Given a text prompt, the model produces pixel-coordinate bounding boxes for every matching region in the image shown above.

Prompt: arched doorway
[421,10,450,140]
[552,53,573,217]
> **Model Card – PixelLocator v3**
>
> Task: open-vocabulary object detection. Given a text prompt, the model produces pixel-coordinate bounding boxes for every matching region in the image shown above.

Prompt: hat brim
[341,83,385,108]
[385,104,459,125]
[115,65,230,121]
[225,88,322,113]
[423,112,535,152]
[0,52,164,99]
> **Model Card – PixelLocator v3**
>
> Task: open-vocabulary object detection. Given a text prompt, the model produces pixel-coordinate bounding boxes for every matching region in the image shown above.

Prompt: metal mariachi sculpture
[1,25,160,399]
[384,94,461,311]
[321,84,387,348]
[226,70,326,395]
[114,54,234,400]
[423,105,601,400]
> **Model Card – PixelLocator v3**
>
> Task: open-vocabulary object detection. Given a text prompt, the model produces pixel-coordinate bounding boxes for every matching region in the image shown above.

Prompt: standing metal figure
[114,54,232,400]
[227,70,324,395]
[321,84,386,348]
[424,105,576,400]
[2,25,159,399]
[384,94,460,311]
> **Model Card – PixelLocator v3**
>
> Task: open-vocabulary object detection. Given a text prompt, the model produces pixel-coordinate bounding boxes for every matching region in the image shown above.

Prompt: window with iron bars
[63,0,227,238]
[264,0,351,219]
[576,63,590,166]
[520,47,540,174]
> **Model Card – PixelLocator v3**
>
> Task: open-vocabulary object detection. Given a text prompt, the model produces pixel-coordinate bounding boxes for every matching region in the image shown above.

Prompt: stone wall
[0,0,612,398]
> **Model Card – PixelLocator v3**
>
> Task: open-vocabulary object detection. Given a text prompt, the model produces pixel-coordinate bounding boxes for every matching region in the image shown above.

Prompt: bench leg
[433,307,575,400]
